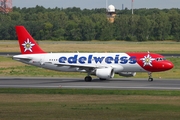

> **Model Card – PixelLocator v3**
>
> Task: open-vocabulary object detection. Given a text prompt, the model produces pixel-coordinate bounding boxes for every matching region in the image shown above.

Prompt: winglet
[15,26,46,54]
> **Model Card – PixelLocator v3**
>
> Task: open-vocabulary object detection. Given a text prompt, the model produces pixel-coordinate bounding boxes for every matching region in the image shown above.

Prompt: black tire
[148,78,153,82]
[84,76,92,82]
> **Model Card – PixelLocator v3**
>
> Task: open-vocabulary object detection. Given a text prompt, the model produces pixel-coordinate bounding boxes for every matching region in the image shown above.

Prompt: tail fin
[15,26,46,54]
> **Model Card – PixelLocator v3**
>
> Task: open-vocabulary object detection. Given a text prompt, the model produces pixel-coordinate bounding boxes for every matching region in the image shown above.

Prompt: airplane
[13,26,174,82]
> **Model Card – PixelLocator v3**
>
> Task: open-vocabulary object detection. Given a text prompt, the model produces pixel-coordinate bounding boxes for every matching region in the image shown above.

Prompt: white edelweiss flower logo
[140,54,155,67]
[22,38,35,52]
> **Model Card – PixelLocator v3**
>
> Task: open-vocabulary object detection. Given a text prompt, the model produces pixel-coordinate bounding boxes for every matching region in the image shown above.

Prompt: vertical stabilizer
[15,26,46,54]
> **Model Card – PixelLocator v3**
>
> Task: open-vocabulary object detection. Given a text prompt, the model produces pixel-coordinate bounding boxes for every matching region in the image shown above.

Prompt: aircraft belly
[26,61,83,72]
[121,64,146,72]
[42,64,78,72]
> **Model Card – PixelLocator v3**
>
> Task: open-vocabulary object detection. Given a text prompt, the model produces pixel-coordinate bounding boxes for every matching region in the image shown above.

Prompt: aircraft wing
[53,63,106,71]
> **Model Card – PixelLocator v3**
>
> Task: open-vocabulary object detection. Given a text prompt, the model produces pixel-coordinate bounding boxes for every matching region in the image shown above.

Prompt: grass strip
[0,92,180,120]
[0,88,180,96]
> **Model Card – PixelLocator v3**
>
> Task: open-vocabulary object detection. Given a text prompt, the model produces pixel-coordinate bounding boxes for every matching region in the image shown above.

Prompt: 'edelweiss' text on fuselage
[59,55,136,64]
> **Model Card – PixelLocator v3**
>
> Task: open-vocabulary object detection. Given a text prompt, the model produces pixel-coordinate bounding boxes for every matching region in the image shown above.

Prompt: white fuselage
[13,53,146,73]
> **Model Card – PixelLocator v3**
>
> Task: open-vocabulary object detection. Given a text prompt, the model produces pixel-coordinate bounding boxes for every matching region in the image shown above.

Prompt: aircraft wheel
[84,76,92,82]
[148,72,153,82]
[148,78,153,82]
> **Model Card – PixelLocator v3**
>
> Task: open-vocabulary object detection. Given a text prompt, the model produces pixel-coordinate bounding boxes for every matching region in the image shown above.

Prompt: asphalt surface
[0,77,180,90]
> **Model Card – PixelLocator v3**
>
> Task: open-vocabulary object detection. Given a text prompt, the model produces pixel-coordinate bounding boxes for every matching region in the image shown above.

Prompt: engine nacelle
[119,72,136,77]
[95,68,114,79]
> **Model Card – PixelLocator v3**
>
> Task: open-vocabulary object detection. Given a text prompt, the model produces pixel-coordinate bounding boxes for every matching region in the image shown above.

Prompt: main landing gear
[148,72,153,82]
[84,76,92,82]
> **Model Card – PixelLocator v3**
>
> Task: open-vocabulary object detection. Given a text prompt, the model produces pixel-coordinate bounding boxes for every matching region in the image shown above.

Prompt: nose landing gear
[148,72,153,82]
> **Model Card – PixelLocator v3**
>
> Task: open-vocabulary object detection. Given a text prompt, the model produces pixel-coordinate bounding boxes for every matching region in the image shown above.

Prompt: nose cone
[163,61,174,70]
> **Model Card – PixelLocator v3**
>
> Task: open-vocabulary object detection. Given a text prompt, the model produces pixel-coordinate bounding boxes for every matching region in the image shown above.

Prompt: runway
[0,77,180,90]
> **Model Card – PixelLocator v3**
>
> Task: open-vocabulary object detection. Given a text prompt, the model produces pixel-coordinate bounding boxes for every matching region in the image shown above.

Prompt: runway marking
[62,86,180,90]
[0,85,180,90]
[0,77,180,90]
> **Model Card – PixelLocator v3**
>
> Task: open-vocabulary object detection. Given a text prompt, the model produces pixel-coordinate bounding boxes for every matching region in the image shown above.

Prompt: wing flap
[54,63,96,69]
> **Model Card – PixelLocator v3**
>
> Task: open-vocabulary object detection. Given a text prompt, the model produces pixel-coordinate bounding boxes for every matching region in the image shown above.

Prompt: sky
[12,0,180,10]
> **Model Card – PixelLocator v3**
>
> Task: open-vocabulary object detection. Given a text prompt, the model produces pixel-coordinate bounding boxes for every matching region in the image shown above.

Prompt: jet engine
[119,72,136,77]
[95,68,114,79]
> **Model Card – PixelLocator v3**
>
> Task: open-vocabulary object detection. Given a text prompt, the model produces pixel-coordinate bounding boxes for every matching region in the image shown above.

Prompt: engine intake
[95,68,114,79]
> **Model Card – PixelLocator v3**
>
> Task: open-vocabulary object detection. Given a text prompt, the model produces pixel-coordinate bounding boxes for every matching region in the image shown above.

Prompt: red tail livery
[16,26,46,54]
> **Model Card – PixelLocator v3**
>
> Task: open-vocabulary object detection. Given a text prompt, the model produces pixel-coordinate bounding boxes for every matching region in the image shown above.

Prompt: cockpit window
[156,58,166,61]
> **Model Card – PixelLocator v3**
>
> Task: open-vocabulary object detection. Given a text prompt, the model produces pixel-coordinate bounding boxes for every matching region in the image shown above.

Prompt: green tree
[65,21,81,40]
[79,16,96,40]
[135,16,149,41]
[151,12,171,40]
[169,14,180,41]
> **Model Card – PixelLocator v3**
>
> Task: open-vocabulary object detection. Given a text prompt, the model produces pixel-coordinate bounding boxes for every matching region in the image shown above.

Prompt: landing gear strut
[84,76,92,82]
[148,72,153,82]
